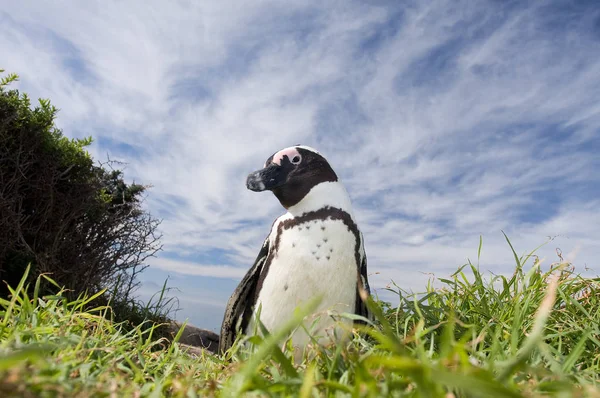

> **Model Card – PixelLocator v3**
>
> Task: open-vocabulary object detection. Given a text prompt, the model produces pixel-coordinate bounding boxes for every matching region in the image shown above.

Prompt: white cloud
[147,258,247,279]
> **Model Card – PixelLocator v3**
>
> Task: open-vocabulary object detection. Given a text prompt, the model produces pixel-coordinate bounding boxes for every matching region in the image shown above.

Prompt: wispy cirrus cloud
[2,0,599,331]
[148,258,247,279]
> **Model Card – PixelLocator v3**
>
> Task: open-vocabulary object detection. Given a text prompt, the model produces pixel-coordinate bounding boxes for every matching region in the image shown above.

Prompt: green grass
[1,237,599,397]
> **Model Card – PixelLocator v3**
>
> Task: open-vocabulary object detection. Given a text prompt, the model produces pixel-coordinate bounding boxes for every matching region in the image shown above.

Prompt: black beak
[246,164,286,192]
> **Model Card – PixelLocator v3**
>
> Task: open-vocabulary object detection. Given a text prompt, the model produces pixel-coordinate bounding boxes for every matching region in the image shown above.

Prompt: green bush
[0,69,164,324]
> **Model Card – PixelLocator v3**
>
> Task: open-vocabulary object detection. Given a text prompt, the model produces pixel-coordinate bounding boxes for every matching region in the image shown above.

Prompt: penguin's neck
[286,181,354,218]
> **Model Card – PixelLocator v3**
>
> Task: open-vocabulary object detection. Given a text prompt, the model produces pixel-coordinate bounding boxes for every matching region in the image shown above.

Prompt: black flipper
[218,236,270,354]
[354,231,372,323]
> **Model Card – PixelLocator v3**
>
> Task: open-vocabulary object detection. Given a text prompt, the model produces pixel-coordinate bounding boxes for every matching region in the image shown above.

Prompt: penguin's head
[246,145,338,208]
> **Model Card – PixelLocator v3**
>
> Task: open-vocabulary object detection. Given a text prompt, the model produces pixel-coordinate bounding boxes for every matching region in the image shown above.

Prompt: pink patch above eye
[272,147,301,165]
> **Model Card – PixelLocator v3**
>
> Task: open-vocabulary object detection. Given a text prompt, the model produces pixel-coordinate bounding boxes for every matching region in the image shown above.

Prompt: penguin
[219,145,372,355]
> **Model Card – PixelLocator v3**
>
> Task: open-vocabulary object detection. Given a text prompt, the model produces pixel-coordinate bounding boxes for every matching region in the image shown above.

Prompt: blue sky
[2,0,599,332]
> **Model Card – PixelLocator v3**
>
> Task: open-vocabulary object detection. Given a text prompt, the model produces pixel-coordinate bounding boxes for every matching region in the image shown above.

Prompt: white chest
[248,218,359,347]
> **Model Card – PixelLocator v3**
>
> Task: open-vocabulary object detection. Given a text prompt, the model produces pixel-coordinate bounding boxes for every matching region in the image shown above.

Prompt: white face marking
[272,147,301,166]
[265,145,323,168]
[295,145,321,155]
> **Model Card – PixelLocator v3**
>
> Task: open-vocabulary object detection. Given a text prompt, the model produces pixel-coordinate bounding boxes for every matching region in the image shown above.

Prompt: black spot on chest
[276,207,360,262]
[254,206,361,303]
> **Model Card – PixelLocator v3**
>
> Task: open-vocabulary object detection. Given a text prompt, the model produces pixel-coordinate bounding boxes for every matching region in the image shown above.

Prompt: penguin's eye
[291,155,302,164]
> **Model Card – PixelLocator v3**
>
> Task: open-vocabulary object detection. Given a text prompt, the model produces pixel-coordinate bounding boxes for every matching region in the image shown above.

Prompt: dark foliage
[0,70,163,311]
